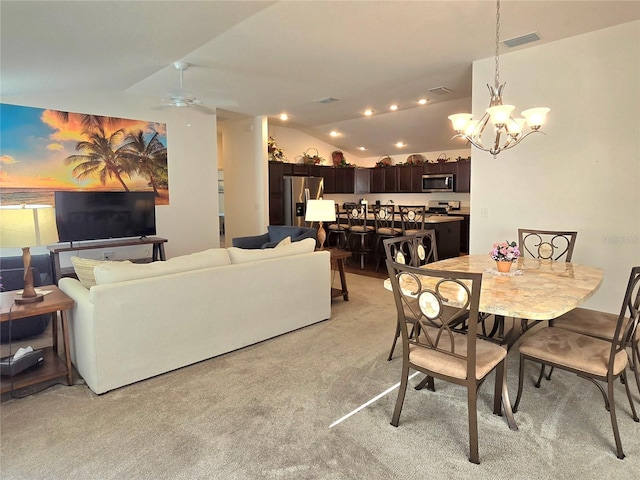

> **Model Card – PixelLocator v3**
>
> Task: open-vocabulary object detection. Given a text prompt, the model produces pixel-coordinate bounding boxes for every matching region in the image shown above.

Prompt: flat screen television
[54,191,156,242]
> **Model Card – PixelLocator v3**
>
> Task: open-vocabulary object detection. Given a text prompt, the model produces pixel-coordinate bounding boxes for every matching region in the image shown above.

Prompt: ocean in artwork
[0,188,57,206]
[0,187,168,206]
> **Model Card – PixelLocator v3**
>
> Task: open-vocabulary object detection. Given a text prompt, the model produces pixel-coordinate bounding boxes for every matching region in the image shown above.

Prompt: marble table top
[384,254,604,320]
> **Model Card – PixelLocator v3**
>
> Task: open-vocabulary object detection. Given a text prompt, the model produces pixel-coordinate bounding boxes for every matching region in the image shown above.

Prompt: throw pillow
[70,257,131,288]
[276,236,292,248]
[228,237,316,264]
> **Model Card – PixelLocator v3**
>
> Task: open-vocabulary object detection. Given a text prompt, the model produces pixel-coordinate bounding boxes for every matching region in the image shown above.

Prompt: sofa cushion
[94,249,231,285]
[71,257,132,288]
[227,237,316,264]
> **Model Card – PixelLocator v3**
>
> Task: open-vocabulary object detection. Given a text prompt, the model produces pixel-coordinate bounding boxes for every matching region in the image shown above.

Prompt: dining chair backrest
[383,233,437,267]
[383,235,415,266]
[612,266,640,358]
[331,203,348,229]
[386,260,483,354]
[517,229,578,262]
[372,204,397,233]
[414,229,438,266]
[398,205,426,235]
[345,203,368,229]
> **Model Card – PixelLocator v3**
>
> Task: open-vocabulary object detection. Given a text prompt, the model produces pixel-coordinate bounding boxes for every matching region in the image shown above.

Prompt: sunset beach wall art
[0,104,168,206]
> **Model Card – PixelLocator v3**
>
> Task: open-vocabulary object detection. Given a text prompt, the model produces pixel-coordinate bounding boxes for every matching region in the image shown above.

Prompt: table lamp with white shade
[0,204,59,304]
[304,199,336,249]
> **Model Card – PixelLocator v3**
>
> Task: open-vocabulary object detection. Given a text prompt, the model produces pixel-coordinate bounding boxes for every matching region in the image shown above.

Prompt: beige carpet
[1,272,639,479]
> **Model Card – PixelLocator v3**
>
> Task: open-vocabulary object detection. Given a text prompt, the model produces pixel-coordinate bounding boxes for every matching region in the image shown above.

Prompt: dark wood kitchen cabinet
[268,161,285,225]
[334,167,355,193]
[455,159,471,193]
[397,165,424,193]
[370,167,397,193]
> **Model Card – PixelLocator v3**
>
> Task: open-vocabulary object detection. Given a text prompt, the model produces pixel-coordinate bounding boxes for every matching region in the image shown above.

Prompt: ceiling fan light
[522,107,550,128]
[486,104,514,126]
[448,113,473,132]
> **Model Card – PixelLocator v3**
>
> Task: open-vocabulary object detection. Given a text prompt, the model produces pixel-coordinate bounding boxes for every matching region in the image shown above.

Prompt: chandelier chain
[494,0,501,89]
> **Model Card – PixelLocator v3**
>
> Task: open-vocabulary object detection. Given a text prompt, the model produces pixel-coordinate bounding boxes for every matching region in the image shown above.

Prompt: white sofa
[58,238,331,394]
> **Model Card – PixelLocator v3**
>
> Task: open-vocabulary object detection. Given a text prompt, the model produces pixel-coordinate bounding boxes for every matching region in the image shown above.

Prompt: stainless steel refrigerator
[283,176,324,227]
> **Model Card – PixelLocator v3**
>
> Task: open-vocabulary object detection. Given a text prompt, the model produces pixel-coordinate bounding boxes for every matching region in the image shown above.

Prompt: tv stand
[48,237,167,283]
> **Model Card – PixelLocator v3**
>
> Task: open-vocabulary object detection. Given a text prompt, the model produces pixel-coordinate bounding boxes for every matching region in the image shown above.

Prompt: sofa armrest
[231,233,270,249]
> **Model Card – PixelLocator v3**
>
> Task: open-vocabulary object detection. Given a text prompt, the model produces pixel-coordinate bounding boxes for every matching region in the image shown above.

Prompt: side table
[1,285,74,394]
[324,248,351,301]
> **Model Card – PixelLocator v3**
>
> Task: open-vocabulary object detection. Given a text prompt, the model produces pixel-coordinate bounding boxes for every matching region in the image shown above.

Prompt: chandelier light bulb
[487,105,514,126]
[448,113,473,133]
[522,107,550,129]
[508,118,526,135]
[465,120,480,137]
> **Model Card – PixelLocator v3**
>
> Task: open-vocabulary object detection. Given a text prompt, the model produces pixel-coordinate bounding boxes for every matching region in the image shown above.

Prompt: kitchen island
[424,215,463,259]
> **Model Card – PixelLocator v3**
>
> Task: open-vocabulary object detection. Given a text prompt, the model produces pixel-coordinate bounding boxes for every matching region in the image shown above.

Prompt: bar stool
[327,203,349,249]
[346,203,374,269]
[372,204,401,271]
[398,205,426,235]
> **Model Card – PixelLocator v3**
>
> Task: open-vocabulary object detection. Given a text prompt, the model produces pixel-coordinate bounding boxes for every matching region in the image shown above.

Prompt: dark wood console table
[48,237,167,282]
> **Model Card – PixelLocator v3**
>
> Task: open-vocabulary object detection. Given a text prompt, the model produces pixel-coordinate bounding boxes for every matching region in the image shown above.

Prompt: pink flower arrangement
[490,241,520,262]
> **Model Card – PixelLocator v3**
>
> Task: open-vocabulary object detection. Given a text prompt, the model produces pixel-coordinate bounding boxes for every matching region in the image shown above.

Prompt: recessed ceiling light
[363,109,373,116]
[279,113,289,121]
[389,104,399,111]
[418,98,428,105]
[330,131,339,137]
[395,142,406,148]
[358,146,366,151]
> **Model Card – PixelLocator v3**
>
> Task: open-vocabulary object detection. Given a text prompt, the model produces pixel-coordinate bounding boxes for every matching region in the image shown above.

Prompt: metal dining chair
[372,204,401,271]
[386,259,509,464]
[517,229,578,380]
[345,203,374,269]
[327,203,349,249]
[384,232,439,361]
[398,205,426,235]
[513,266,640,459]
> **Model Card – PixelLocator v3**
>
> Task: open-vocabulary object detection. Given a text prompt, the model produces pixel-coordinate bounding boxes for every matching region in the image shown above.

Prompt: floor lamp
[305,199,336,249]
[0,204,59,304]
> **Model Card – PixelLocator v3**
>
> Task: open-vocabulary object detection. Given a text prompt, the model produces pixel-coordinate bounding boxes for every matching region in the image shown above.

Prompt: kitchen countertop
[425,215,463,223]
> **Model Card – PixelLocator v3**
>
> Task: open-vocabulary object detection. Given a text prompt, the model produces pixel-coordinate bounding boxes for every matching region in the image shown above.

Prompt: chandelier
[448,0,549,158]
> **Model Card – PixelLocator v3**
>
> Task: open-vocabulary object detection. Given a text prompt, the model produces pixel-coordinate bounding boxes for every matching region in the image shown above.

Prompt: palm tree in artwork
[65,126,136,190]
[120,131,168,197]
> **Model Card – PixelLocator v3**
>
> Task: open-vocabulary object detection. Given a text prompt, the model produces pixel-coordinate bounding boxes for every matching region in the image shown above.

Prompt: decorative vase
[496,261,513,273]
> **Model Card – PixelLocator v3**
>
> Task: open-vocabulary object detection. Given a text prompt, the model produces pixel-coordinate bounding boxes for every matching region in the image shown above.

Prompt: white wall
[218,116,268,242]
[0,92,220,262]
[470,20,640,313]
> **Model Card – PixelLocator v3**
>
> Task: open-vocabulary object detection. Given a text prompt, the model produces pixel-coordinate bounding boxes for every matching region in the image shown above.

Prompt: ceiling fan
[156,61,216,115]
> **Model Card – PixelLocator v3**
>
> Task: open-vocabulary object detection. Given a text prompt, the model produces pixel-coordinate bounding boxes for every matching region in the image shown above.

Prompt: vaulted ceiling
[2,1,638,158]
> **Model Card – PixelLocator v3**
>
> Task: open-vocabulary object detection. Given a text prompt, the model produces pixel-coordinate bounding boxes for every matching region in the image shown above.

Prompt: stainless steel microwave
[422,174,454,192]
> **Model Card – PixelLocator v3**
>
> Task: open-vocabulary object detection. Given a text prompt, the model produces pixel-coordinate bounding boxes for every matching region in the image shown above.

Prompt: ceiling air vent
[503,32,540,48]
[314,97,339,104]
[428,86,452,96]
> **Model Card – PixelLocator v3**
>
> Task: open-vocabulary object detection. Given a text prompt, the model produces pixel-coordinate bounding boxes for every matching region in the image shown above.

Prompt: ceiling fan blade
[190,103,216,115]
